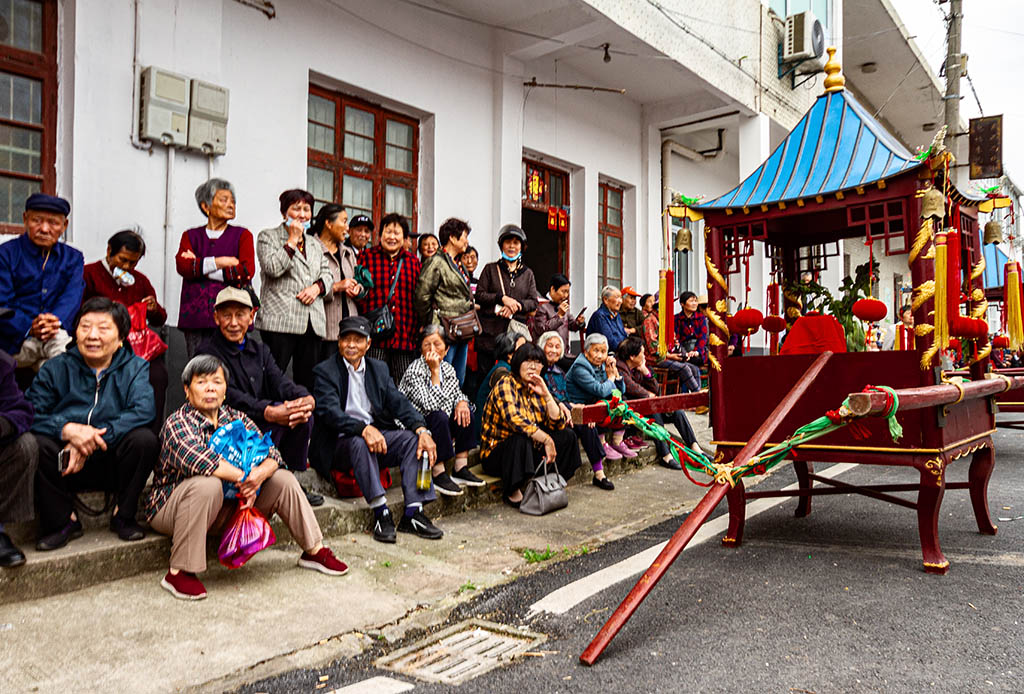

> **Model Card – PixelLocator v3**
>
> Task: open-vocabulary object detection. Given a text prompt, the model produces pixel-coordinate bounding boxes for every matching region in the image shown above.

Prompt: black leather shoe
[592,476,615,491]
[302,484,325,507]
[372,510,397,543]
[0,532,26,568]
[110,516,146,542]
[36,519,84,552]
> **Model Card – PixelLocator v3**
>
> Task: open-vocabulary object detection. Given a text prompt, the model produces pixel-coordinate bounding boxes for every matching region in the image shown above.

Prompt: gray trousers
[331,429,436,507]
[0,432,37,524]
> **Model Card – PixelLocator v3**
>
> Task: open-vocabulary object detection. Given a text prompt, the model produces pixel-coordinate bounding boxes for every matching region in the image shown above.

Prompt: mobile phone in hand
[57,448,71,474]
[575,306,587,321]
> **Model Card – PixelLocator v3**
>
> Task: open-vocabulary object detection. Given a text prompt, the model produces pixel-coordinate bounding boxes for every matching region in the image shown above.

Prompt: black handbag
[366,257,403,341]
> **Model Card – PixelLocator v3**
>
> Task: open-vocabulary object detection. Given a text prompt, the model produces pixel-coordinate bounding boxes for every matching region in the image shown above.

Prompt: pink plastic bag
[217,506,276,569]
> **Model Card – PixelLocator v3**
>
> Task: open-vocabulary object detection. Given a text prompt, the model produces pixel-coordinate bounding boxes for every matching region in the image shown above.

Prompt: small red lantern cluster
[762,315,787,333]
[728,307,763,336]
[852,297,887,322]
[992,334,1010,349]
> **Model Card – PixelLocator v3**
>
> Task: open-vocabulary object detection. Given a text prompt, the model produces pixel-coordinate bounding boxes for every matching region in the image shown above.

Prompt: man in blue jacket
[28,297,158,550]
[0,336,37,567]
[0,194,84,372]
[585,285,628,351]
[312,316,443,544]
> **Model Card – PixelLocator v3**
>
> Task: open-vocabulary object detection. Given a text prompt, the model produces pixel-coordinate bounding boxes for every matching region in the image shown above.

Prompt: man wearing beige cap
[619,286,644,335]
[196,287,322,506]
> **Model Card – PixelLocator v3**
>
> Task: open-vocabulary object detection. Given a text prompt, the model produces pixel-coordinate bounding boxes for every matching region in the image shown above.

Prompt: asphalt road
[241,419,1024,694]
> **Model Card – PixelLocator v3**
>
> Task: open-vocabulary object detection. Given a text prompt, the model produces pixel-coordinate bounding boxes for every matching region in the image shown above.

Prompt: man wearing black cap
[311,315,443,543]
[346,214,373,254]
[0,193,84,377]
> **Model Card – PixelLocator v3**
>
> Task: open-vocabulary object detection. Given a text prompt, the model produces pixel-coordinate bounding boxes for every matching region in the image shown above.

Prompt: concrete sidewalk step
[0,443,661,605]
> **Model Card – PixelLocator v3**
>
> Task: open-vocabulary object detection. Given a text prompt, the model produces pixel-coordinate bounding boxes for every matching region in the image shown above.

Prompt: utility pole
[943,0,963,156]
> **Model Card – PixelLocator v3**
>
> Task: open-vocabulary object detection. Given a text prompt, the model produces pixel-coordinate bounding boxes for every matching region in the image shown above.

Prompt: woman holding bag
[474,224,539,372]
[413,217,478,384]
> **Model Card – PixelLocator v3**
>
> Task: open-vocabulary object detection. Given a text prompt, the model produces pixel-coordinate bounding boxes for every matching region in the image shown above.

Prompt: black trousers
[261,322,322,393]
[424,410,477,462]
[481,428,581,498]
[0,432,37,524]
[651,410,696,458]
[34,427,158,535]
[148,353,169,436]
[574,424,605,471]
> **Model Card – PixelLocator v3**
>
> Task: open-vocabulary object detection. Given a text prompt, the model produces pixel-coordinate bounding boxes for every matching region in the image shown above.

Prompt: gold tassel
[1007,263,1024,351]
[932,232,949,351]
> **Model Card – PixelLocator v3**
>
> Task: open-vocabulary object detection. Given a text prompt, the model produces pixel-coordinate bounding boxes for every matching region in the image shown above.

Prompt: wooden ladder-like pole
[579,351,834,666]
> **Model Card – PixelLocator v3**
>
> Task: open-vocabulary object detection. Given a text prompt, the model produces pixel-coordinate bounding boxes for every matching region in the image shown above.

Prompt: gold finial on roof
[823,46,845,93]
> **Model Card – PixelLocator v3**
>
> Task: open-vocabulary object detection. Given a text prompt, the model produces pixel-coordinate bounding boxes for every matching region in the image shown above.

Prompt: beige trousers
[150,469,323,573]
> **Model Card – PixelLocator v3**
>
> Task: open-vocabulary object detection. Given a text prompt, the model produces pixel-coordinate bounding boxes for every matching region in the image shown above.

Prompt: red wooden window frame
[0,0,58,234]
[307,86,419,239]
[598,182,623,288]
[847,198,908,256]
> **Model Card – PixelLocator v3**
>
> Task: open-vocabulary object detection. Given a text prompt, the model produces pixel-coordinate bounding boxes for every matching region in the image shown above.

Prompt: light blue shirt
[345,358,373,426]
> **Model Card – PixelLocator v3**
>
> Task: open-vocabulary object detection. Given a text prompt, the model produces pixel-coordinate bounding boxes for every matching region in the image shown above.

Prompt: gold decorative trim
[709,333,725,346]
[708,353,722,372]
[970,257,986,282]
[705,307,729,335]
[923,560,950,569]
[915,324,934,336]
[920,343,939,371]
[923,458,943,485]
[704,254,728,292]
[973,343,992,363]
[911,281,934,312]
[909,218,933,267]
[715,299,728,313]
[709,429,996,455]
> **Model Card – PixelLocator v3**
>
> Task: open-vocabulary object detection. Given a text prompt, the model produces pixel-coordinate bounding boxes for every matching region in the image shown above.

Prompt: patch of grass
[522,545,557,563]
[458,580,478,593]
[563,545,590,557]
[380,560,392,567]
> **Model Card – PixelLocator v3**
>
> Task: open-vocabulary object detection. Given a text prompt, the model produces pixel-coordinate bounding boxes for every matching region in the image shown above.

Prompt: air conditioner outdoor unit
[784,11,826,74]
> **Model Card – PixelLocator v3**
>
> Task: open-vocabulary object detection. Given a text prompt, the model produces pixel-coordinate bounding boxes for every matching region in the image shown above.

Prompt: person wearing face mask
[176,179,255,358]
[83,230,169,429]
[255,189,334,393]
[475,224,539,372]
[310,204,365,362]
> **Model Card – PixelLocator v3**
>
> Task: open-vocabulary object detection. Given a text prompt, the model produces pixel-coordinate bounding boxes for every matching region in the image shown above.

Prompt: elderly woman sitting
[143,355,348,601]
[566,333,636,472]
[614,335,698,470]
[480,344,581,507]
[538,331,615,491]
[399,325,484,496]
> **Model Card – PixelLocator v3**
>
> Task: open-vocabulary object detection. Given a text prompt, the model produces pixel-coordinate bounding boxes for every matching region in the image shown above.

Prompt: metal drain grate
[375,619,546,685]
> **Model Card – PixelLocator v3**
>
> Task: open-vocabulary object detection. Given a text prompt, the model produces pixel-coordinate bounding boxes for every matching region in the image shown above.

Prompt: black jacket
[197,332,308,428]
[311,353,425,477]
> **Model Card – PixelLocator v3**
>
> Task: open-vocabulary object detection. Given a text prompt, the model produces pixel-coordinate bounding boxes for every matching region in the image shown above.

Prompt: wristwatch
[415,427,431,437]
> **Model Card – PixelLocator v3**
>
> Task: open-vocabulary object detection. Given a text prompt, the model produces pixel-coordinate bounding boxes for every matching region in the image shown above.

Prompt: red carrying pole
[579,351,834,665]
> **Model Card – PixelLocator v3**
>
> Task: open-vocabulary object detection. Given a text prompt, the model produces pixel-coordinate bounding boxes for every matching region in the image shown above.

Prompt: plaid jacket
[674,312,709,364]
[255,224,333,337]
[356,245,421,352]
[398,356,469,416]
[143,402,283,520]
[480,374,567,459]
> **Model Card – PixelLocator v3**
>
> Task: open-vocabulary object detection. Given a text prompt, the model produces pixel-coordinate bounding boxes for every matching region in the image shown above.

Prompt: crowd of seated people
[0,185,710,600]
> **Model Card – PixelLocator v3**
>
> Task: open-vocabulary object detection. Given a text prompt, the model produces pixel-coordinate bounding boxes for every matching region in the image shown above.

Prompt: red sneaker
[624,436,647,450]
[297,546,349,576]
[161,571,207,600]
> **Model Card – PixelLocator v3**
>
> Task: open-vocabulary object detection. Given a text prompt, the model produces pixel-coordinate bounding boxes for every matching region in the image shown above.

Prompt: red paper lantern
[950,316,988,339]
[992,335,1010,349]
[948,337,962,353]
[731,307,763,336]
[852,298,887,322]
[762,315,787,333]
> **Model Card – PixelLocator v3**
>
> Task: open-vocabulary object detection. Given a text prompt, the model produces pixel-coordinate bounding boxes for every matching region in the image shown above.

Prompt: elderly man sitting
[197,287,323,507]
[144,355,347,600]
[0,342,37,567]
[585,285,628,351]
[0,194,84,378]
[312,316,443,544]
[29,298,158,550]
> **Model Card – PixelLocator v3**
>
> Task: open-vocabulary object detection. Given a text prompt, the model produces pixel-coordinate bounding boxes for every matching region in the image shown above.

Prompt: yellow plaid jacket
[480,373,567,458]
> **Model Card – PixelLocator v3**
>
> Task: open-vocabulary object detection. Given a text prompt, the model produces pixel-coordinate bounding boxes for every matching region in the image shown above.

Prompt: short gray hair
[584,333,608,351]
[182,354,227,386]
[195,178,236,216]
[421,323,448,343]
[601,285,620,300]
[537,331,564,359]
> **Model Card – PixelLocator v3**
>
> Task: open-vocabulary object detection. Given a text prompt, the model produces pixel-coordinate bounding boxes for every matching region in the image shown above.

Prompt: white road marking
[527,463,858,618]
[329,675,415,693]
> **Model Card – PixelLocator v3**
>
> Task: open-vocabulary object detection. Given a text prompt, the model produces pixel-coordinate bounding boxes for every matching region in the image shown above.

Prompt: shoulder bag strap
[386,257,404,302]
[496,263,507,298]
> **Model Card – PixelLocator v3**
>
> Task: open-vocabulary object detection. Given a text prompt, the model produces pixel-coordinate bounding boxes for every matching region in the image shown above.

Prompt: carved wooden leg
[722,479,745,547]
[793,460,813,517]
[969,445,998,535]
[917,461,949,574]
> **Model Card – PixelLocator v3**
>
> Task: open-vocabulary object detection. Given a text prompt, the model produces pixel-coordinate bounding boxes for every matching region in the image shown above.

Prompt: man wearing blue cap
[0,194,84,375]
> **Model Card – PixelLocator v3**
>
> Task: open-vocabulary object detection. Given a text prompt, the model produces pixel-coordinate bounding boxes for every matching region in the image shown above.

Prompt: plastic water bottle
[416,451,431,491]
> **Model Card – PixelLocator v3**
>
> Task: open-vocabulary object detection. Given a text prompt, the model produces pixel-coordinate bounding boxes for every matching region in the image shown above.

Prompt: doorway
[521,158,569,294]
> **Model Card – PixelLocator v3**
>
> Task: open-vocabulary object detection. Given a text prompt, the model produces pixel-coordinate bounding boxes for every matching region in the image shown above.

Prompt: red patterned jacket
[356,245,422,352]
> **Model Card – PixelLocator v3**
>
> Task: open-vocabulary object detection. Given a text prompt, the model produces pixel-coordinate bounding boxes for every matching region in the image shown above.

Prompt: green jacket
[414,251,474,323]
[621,306,645,333]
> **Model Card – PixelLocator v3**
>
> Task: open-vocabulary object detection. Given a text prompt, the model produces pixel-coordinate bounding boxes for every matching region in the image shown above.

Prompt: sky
[887,0,1024,191]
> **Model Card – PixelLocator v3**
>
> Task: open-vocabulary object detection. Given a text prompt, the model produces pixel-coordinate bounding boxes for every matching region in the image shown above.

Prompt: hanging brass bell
[920,186,945,221]
[674,226,692,252]
[984,219,1004,245]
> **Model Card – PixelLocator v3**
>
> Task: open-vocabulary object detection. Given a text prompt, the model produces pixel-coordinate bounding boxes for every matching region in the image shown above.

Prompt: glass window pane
[608,208,621,227]
[812,0,828,25]
[344,133,374,164]
[0,0,43,53]
[385,145,412,173]
[385,120,413,148]
[385,184,412,218]
[0,123,40,174]
[608,188,622,210]
[607,256,621,284]
[0,174,38,224]
[0,71,41,124]
[550,177,563,207]
[306,166,333,203]
[345,107,374,137]
[343,175,373,214]
[308,94,335,126]
[307,123,334,153]
[606,235,621,258]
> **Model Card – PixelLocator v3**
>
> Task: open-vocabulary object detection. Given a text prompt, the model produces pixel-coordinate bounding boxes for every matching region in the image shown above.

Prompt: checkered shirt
[356,245,422,352]
[398,356,469,417]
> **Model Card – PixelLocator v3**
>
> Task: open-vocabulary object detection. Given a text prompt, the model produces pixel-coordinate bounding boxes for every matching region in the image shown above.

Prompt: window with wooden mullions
[0,0,57,233]
[848,199,907,256]
[599,183,623,288]
[306,87,418,237]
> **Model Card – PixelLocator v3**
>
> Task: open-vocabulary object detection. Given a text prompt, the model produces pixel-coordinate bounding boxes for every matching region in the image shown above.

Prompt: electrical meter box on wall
[139,66,190,146]
[188,79,229,155]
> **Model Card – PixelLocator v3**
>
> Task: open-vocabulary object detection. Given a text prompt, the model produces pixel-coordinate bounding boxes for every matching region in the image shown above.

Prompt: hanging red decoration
[852,297,887,322]
[949,315,988,339]
[992,335,1010,349]
[731,307,763,335]
[547,207,558,230]
[558,209,568,232]
[762,315,787,333]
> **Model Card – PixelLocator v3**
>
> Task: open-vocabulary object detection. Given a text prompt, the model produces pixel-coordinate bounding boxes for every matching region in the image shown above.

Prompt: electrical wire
[965,73,984,116]
[644,0,758,83]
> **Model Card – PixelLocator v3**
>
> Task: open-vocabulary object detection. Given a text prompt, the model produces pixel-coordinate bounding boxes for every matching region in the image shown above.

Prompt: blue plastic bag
[209,419,274,499]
